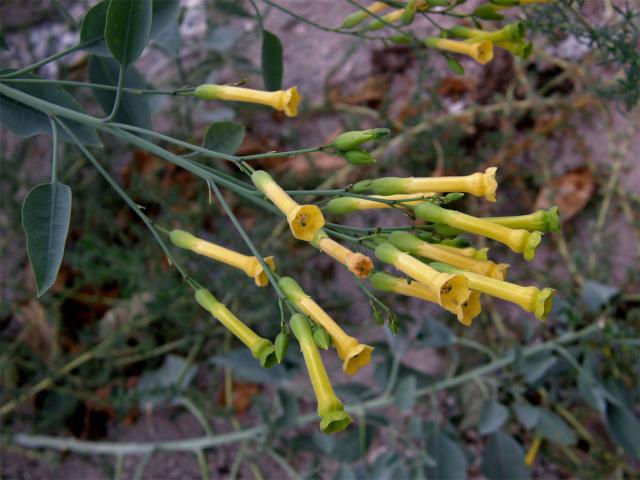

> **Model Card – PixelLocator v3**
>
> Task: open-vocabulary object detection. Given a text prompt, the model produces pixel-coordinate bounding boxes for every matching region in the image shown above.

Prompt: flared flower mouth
[490,263,510,281]
[342,344,374,376]
[347,253,374,278]
[545,206,561,234]
[481,166,498,202]
[457,290,482,326]
[281,86,300,117]
[472,40,494,65]
[251,256,277,287]
[287,204,325,241]
[253,340,278,368]
[436,274,471,312]
[523,231,543,261]
[534,288,555,321]
[319,408,353,434]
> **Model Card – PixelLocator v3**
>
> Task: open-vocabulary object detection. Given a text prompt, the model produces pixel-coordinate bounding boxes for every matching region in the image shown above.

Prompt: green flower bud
[388,34,413,45]
[325,197,361,215]
[275,331,289,363]
[313,327,331,350]
[352,180,373,193]
[344,149,377,165]
[333,128,390,151]
[401,1,418,25]
[473,4,505,20]
[446,57,465,76]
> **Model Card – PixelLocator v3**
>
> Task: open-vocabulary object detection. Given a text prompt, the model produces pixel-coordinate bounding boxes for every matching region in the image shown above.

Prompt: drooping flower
[279,277,374,375]
[194,289,276,367]
[482,206,560,233]
[289,313,353,434]
[312,230,373,278]
[170,229,276,287]
[252,170,325,241]
[195,84,300,117]
[424,37,494,65]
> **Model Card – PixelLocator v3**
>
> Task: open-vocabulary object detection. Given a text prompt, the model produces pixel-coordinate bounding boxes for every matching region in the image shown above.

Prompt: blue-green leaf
[425,432,468,480]
[79,0,111,56]
[22,183,72,297]
[605,400,640,459]
[481,432,530,480]
[514,402,541,430]
[88,56,152,129]
[536,409,577,445]
[478,400,509,435]
[105,0,153,67]
[150,0,181,38]
[0,72,102,146]
[261,30,283,91]
[202,122,245,155]
[394,375,417,411]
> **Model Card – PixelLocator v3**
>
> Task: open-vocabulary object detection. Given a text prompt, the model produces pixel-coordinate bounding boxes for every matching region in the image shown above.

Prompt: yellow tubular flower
[326,193,435,215]
[312,230,373,278]
[367,8,404,30]
[432,244,490,261]
[362,167,498,201]
[341,2,392,28]
[374,243,471,311]
[371,272,482,326]
[251,170,325,241]
[195,289,276,367]
[289,314,353,434]
[170,230,275,287]
[414,203,542,261]
[194,84,300,117]
[424,37,494,65]
[431,263,555,320]
[279,277,374,376]
[389,232,509,280]
[484,206,560,233]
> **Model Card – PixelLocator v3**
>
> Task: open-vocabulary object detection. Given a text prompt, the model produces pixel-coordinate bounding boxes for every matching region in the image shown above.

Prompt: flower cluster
[170,123,559,434]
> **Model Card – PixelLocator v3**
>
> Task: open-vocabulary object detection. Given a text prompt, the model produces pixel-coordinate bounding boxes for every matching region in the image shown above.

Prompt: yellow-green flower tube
[431,244,489,261]
[326,193,435,215]
[194,84,300,117]
[431,263,555,320]
[374,242,471,311]
[414,203,542,261]
[389,232,509,280]
[483,206,560,233]
[312,230,373,278]
[289,314,353,434]
[358,167,498,201]
[341,2,392,28]
[194,289,276,367]
[279,277,373,376]
[252,170,325,241]
[495,40,533,59]
[170,230,276,287]
[424,37,494,65]
[450,22,525,43]
[371,272,481,326]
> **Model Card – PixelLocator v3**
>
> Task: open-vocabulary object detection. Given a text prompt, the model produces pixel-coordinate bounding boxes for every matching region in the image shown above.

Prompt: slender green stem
[208,179,286,301]
[48,116,59,184]
[0,78,194,96]
[247,0,264,30]
[1,43,88,78]
[102,66,126,122]
[54,117,196,287]
[196,450,209,480]
[132,451,154,480]
[240,146,327,160]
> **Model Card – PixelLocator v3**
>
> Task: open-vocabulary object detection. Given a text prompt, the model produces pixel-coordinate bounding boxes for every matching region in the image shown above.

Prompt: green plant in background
[1,0,638,479]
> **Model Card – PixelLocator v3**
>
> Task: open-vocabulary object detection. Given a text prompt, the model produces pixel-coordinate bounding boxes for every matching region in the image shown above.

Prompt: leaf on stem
[202,122,245,155]
[261,30,283,91]
[481,432,530,480]
[80,0,111,56]
[150,0,181,38]
[105,0,153,67]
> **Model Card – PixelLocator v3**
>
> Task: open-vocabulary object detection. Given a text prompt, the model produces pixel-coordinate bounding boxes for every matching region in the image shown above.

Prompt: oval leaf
[105,0,153,67]
[536,409,577,445]
[514,402,541,430]
[79,0,111,56]
[150,0,181,38]
[425,432,468,480]
[394,375,417,411]
[481,432,530,480]
[0,71,101,146]
[22,183,72,297]
[261,30,283,91]
[202,122,245,155]
[88,56,152,129]
[478,400,509,435]
[605,400,640,459]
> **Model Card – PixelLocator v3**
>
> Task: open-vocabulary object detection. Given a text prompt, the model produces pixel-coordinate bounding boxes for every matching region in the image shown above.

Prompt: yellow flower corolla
[357,167,498,202]
[170,230,275,287]
[371,272,482,326]
[414,203,542,261]
[484,206,560,233]
[251,170,325,241]
[326,193,435,215]
[195,289,276,367]
[279,277,374,376]
[194,84,300,117]
[341,1,392,28]
[312,230,373,278]
[389,232,509,280]
[289,314,353,434]
[431,263,555,320]
[374,242,471,311]
[424,37,494,65]
[431,244,489,261]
